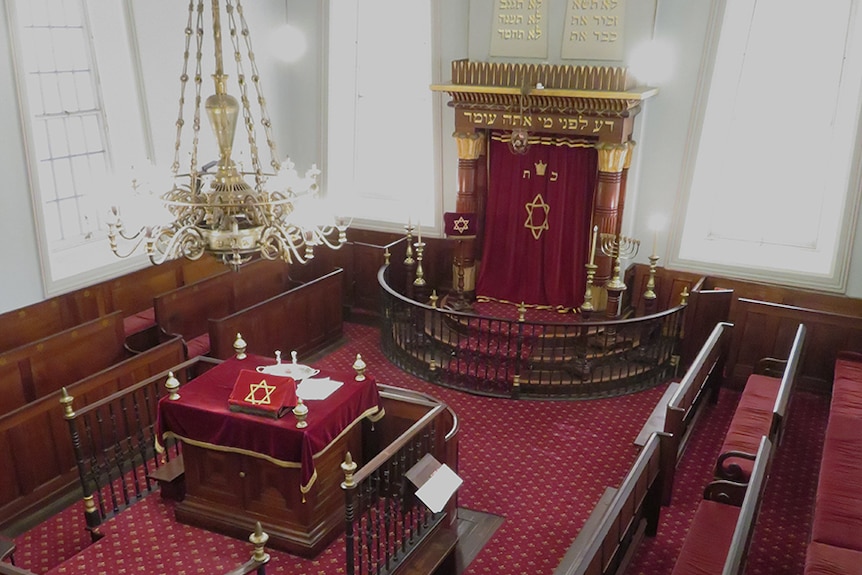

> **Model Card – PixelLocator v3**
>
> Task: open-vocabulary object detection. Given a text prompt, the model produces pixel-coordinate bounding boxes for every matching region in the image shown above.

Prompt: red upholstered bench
[805,351,862,574]
[122,307,157,337]
[716,323,805,482]
[672,436,773,575]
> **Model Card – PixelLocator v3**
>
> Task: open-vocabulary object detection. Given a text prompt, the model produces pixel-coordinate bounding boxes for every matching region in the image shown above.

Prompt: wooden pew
[0,312,129,416]
[0,257,227,353]
[552,432,675,575]
[0,336,185,529]
[671,435,773,575]
[715,323,805,482]
[208,268,344,360]
[661,321,733,504]
[0,290,102,354]
[153,259,294,358]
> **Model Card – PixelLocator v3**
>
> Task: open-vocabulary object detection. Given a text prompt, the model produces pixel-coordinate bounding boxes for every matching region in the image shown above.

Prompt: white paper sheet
[296,377,343,401]
[414,463,463,513]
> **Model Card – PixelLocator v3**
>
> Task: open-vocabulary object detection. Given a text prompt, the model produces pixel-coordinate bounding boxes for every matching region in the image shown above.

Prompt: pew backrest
[208,268,344,360]
[770,323,805,445]
[665,322,732,456]
[554,432,674,575]
[0,290,102,354]
[722,435,773,575]
[0,312,128,415]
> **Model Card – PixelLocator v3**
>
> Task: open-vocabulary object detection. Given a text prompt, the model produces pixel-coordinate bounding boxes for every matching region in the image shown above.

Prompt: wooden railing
[342,386,459,575]
[59,355,221,538]
[379,264,686,399]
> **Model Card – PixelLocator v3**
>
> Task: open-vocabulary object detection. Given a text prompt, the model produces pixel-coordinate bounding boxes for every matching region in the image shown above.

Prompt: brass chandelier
[108,0,348,270]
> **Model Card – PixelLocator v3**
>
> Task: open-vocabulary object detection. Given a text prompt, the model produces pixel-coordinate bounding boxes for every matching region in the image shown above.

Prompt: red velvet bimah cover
[227,369,297,418]
[155,355,382,494]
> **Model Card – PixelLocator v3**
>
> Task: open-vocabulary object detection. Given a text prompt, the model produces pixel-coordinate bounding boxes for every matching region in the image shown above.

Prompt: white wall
[3,0,862,314]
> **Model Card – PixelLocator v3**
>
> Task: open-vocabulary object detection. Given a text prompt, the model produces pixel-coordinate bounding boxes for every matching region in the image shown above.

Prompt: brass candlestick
[413,241,426,286]
[404,224,415,265]
[644,254,660,300]
[581,262,598,315]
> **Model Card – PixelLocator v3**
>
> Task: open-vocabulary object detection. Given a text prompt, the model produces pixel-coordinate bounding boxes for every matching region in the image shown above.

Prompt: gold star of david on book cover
[244,378,276,406]
[524,193,550,240]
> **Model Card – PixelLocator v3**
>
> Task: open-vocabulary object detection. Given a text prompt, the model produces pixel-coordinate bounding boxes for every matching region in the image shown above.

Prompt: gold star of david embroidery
[244,378,276,406]
[524,193,549,240]
[453,216,470,234]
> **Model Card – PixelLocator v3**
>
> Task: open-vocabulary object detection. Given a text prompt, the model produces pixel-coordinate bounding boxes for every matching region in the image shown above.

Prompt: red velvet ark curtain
[476,133,597,309]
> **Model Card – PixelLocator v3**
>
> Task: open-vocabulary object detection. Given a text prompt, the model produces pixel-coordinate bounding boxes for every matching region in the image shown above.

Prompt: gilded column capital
[453,131,485,161]
[623,140,636,170]
[596,141,630,173]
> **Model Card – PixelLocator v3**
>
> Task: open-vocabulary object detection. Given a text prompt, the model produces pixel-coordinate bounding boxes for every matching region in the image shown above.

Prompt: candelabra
[600,233,640,318]
[600,233,640,291]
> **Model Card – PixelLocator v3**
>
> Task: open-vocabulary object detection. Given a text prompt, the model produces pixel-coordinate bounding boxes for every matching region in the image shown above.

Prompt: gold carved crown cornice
[432,60,658,142]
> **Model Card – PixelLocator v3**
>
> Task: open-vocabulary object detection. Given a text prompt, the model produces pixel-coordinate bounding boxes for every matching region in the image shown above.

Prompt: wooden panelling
[725,299,862,392]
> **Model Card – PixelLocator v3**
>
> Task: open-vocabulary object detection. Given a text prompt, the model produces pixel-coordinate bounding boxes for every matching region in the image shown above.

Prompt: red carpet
[5,322,827,574]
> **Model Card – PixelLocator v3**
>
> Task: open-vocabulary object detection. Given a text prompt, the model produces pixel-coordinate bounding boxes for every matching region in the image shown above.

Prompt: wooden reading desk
[156,354,383,557]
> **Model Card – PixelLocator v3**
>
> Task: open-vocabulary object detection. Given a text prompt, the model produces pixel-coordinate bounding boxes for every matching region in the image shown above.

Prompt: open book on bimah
[405,453,463,514]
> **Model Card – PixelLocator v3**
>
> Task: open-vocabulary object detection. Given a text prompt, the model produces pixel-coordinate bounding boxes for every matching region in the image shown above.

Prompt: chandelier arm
[309,227,344,250]
[107,223,149,259]
[147,224,206,265]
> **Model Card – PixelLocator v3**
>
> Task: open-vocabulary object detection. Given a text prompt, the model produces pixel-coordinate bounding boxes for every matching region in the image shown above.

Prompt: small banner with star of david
[228,369,297,419]
[443,212,477,238]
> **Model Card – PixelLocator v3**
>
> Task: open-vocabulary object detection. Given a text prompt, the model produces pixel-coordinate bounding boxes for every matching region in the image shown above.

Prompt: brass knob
[239,471,246,478]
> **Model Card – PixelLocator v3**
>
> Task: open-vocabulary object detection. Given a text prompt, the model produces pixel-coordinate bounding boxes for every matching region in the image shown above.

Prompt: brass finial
[60,387,75,419]
[384,247,391,265]
[233,332,247,359]
[429,289,439,308]
[341,451,357,487]
[680,286,690,306]
[249,521,270,564]
[293,397,308,428]
[518,302,527,322]
[165,371,181,400]
[353,353,367,381]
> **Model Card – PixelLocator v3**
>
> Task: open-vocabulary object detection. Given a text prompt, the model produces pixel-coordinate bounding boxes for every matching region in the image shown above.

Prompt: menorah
[600,233,640,290]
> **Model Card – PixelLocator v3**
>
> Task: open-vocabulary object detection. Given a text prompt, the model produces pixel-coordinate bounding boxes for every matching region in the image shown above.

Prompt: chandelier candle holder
[108,0,349,270]
[600,233,640,319]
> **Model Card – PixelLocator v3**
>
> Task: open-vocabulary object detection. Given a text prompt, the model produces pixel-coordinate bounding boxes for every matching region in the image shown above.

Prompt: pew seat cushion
[805,541,862,575]
[123,308,157,336]
[811,414,862,552]
[831,358,862,418]
[185,334,210,359]
[671,499,740,575]
[717,374,780,480]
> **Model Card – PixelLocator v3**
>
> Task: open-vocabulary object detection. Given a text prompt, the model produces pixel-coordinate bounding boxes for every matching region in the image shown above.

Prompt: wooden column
[592,142,631,285]
[453,131,485,301]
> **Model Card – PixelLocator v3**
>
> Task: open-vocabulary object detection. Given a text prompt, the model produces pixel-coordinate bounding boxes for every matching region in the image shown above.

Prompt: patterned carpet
[4,322,828,574]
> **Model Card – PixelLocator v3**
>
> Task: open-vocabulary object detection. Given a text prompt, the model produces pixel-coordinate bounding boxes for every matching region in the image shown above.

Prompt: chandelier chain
[233,0,281,174]
[225,0,263,191]
[172,0,197,175]
[189,0,206,178]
